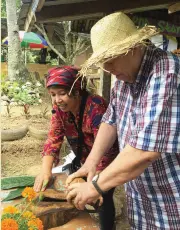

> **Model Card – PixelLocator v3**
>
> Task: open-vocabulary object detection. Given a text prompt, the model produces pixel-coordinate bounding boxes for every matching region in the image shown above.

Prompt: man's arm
[96,144,161,191]
[87,122,117,164]
[66,122,117,184]
[66,144,161,210]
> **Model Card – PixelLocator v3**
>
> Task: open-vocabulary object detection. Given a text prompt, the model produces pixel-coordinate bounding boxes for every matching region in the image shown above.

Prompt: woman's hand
[66,181,102,210]
[66,158,97,186]
[33,171,52,192]
[34,155,54,192]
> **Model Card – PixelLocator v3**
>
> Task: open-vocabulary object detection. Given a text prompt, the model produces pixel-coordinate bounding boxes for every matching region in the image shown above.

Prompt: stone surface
[54,173,68,191]
[53,173,86,191]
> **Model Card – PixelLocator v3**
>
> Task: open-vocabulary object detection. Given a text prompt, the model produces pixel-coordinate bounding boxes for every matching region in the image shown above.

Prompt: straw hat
[80,12,159,75]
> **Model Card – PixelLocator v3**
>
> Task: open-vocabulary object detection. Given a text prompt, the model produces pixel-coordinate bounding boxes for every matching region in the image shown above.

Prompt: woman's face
[49,87,79,113]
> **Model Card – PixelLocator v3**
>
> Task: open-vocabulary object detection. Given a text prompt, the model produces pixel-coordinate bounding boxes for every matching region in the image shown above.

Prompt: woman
[33,66,119,230]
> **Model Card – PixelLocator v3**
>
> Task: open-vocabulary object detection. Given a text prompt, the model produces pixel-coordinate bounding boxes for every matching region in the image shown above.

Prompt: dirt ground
[1,108,50,177]
[1,104,130,230]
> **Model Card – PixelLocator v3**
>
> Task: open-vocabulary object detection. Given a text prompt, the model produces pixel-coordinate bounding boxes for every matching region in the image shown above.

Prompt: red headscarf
[46,66,82,91]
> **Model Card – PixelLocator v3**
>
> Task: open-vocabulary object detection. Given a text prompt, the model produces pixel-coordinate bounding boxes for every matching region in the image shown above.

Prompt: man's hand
[66,181,102,210]
[66,158,97,186]
[33,172,52,192]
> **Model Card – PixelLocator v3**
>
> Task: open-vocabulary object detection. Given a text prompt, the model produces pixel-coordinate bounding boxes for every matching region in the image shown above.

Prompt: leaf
[1,176,35,190]
[38,192,44,201]
[2,187,25,201]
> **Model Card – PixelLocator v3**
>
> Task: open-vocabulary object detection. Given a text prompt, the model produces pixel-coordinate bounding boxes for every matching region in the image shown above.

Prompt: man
[66,12,180,229]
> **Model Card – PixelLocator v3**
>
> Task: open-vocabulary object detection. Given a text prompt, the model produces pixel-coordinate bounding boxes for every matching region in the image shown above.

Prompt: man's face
[102,50,141,83]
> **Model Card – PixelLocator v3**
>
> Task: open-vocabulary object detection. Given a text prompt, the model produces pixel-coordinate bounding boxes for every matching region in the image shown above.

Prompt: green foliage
[2,188,25,201]
[26,50,41,63]
[46,54,59,65]
[1,80,20,99]
[16,0,21,11]
[1,73,8,83]
[1,0,21,17]
[1,0,6,17]
[14,90,38,106]
[2,79,44,118]
[2,213,32,230]
[2,80,42,102]
[1,187,43,229]
[1,176,35,190]
[1,46,8,63]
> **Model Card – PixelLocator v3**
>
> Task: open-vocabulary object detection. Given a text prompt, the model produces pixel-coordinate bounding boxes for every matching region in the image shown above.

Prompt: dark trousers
[98,188,115,230]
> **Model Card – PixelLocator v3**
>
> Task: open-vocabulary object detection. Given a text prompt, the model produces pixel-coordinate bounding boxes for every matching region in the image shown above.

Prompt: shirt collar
[127,44,156,98]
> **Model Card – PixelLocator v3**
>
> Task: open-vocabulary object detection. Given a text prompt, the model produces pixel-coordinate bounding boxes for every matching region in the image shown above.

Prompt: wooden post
[99,69,111,103]
[168,3,180,13]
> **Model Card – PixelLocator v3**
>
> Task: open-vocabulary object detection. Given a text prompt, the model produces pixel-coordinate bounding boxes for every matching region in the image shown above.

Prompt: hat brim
[80,25,159,75]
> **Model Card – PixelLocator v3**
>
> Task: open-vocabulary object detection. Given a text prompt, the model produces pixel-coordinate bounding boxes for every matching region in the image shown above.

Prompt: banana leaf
[1,176,35,190]
[2,187,25,201]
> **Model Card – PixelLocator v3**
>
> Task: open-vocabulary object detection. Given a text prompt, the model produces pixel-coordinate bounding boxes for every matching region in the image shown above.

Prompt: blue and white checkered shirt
[102,45,180,229]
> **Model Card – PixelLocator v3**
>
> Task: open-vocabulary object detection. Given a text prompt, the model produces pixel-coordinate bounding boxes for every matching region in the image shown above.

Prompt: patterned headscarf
[46,66,82,91]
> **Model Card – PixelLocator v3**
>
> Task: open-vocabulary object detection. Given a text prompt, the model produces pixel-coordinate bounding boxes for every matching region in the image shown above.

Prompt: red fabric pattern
[46,66,81,91]
[42,94,119,171]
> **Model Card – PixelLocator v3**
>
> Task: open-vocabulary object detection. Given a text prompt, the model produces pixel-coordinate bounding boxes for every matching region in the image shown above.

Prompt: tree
[35,21,91,65]
[1,0,21,17]
[6,0,29,81]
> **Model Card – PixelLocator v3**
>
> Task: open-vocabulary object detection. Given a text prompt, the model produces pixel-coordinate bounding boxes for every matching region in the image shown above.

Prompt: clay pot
[32,201,78,229]
[49,212,99,230]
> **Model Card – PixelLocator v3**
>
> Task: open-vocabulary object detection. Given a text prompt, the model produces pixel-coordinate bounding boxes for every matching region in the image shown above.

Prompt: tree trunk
[6,0,29,81]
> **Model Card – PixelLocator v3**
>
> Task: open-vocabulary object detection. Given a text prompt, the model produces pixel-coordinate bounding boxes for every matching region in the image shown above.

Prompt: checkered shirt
[102,45,180,229]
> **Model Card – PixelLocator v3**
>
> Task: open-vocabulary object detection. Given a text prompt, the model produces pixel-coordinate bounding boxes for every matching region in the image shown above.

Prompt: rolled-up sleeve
[42,106,65,166]
[129,71,180,153]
